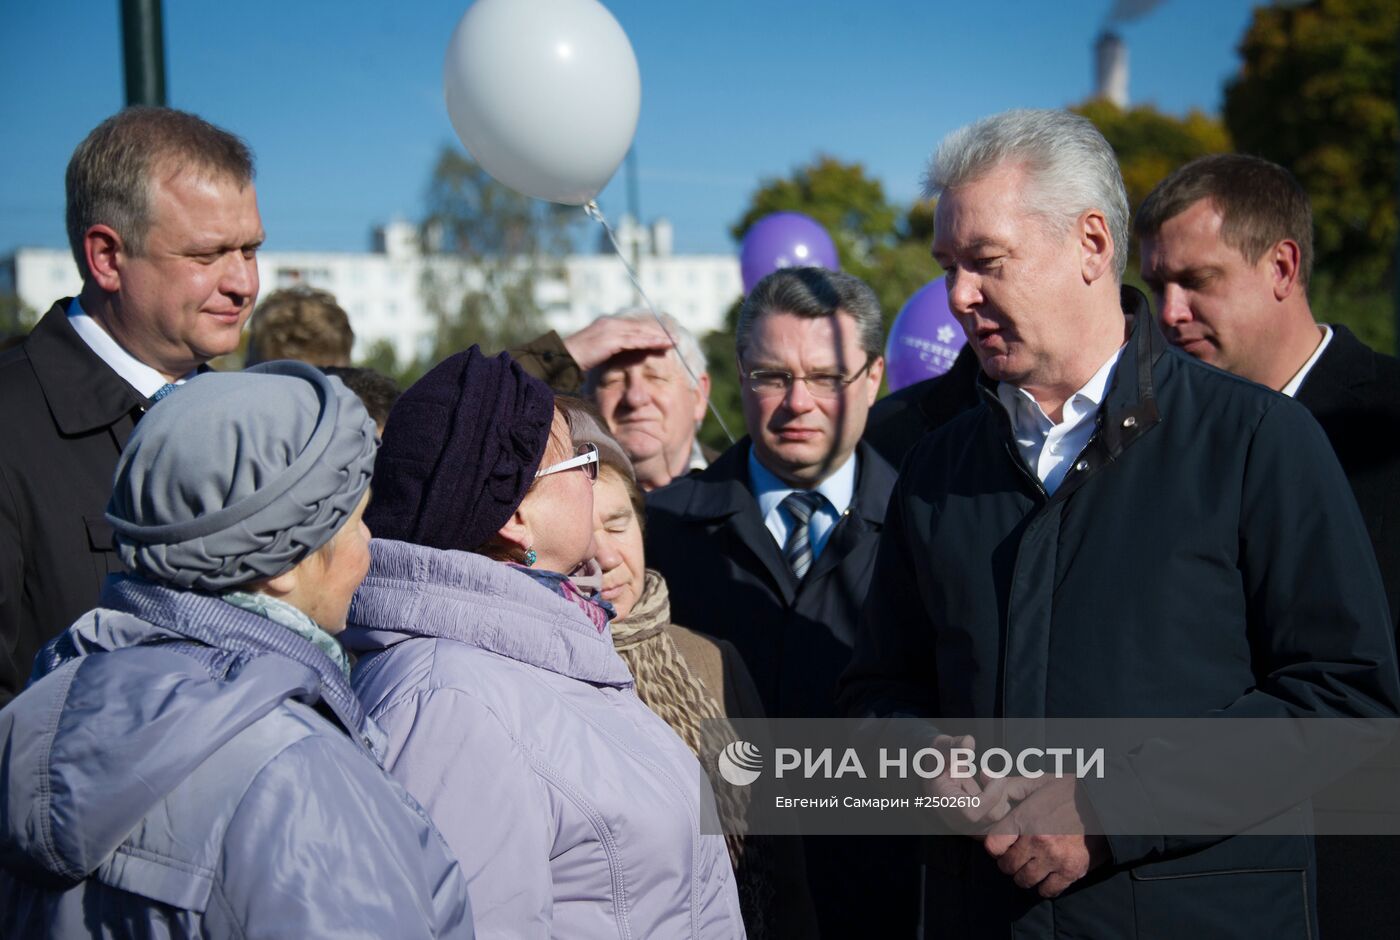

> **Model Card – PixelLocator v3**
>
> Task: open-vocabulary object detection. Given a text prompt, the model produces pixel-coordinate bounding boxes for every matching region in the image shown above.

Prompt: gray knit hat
[107,360,378,591]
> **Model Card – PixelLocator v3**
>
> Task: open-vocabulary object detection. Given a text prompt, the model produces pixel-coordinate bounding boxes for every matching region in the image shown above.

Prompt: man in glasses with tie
[646,265,918,936]
[0,107,263,705]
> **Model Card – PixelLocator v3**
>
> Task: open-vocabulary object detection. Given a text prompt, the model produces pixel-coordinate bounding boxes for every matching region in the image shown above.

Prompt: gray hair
[558,395,635,483]
[736,267,883,359]
[582,309,708,391]
[923,108,1130,280]
[66,107,255,281]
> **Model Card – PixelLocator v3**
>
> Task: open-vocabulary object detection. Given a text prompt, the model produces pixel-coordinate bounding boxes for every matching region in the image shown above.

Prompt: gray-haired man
[585,309,712,491]
[840,108,1397,938]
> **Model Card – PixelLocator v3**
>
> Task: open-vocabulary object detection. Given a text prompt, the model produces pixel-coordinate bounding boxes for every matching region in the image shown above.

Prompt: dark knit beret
[365,346,555,552]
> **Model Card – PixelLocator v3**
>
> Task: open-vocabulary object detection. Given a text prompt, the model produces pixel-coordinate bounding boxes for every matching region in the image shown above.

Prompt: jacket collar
[344,539,634,688]
[1295,323,1376,404]
[25,300,149,436]
[975,286,1165,501]
[681,438,894,528]
[74,575,377,749]
[673,438,896,603]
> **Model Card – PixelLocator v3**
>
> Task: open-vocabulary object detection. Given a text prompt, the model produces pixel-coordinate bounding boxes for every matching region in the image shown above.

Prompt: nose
[222,252,258,306]
[782,376,818,414]
[1158,284,1193,328]
[946,268,981,315]
[593,530,621,573]
[622,373,651,409]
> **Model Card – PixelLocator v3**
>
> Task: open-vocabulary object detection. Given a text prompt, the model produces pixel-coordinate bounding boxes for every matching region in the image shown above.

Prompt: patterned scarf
[221,590,352,680]
[507,562,615,633]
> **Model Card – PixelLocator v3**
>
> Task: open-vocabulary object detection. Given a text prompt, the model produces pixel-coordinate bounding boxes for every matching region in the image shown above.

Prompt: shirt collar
[748,445,858,522]
[996,343,1125,430]
[688,438,709,473]
[1280,324,1334,398]
[67,297,196,398]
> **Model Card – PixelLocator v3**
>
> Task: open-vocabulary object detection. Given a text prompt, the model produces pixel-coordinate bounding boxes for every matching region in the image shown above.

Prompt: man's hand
[923,735,1039,835]
[563,316,674,371]
[982,775,1109,898]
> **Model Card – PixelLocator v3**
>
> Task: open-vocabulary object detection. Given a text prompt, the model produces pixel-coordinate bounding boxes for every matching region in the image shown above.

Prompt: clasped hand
[923,735,1109,898]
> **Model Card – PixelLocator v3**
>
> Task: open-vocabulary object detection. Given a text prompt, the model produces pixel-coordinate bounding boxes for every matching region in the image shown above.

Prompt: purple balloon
[884,277,966,392]
[739,211,839,293]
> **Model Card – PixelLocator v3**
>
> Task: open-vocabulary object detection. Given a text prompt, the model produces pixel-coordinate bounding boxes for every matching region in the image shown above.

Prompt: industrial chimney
[1095,31,1129,108]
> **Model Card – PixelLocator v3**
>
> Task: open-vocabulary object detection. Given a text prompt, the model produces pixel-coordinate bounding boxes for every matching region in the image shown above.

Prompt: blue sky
[0,0,1259,258]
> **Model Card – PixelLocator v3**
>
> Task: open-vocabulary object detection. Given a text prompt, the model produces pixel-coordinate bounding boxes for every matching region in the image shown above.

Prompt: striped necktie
[781,490,825,580]
[151,383,179,403]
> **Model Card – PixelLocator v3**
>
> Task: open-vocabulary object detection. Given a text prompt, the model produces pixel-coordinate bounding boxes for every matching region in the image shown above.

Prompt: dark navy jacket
[841,290,1400,939]
[647,440,919,938]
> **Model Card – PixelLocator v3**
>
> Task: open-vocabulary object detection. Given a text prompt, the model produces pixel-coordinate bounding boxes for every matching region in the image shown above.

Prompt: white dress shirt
[995,346,1125,495]
[748,447,857,563]
[66,298,195,398]
[1280,325,1334,399]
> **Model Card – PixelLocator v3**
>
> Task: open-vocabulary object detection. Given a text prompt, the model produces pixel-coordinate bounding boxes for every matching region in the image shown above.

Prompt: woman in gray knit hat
[0,361,474,939]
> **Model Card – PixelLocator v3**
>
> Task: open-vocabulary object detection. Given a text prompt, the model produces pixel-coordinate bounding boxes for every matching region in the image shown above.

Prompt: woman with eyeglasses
[343,347,744,940]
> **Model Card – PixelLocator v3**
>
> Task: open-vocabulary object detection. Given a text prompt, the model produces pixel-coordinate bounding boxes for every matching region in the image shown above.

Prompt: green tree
[1071,100,1231,296]
[730,156,938,330]
[1221,0,1398,351]
[1071,100,1231,215]
[418,148,577,364]
[1224,0,1398,291]
[694,157,942,451]
[0,292,37,339]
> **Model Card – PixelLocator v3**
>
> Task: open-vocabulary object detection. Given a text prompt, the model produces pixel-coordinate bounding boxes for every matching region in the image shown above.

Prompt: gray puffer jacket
[0,575,474,939]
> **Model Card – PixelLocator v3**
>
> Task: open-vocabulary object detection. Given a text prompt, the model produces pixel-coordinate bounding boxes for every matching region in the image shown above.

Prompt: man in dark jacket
[0,107,263,705]
[840,109,1399,938]
[1137,153,1400,940]
[647,266,918,936]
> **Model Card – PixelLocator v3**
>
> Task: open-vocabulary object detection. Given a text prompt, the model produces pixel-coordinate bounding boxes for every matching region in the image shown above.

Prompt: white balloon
[443,0,641,206]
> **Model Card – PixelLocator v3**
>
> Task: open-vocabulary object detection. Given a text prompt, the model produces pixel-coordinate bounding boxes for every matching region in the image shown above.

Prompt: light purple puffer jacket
[344,538,745,940]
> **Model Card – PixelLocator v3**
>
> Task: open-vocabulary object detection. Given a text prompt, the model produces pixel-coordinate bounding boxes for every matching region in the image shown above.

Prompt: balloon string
[583,200,737,446]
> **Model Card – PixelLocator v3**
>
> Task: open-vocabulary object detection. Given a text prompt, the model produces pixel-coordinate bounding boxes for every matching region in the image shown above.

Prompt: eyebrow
[188,236,264,254]
[603,508,632,524]
[933,236,1007,257]
[1149,263,1221,281]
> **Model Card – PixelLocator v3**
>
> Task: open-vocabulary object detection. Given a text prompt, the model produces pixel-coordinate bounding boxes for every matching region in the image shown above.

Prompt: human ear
[254,565,301,601]
[693,372,712,424]
[864,357,885,406]
[495,504,533,555]
[1079,210,1114,284]
[1269,239,1302,302]
[84,225,125,293]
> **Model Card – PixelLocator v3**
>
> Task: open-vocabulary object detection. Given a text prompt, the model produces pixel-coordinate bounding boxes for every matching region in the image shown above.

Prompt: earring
[523,548,537,567]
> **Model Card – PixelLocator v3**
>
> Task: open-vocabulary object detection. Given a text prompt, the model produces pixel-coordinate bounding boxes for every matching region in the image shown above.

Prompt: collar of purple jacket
[343,538,634,688]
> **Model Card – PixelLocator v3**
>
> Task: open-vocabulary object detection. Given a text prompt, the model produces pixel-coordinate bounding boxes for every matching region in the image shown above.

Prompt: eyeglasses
[536,442,599,483]
[743,355,875,399]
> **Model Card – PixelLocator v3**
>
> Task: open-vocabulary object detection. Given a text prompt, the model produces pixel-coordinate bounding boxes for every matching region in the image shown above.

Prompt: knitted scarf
[610,569,749,867]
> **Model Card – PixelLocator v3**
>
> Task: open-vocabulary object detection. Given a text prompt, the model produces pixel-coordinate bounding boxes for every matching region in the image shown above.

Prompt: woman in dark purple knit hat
[344,346,745,940]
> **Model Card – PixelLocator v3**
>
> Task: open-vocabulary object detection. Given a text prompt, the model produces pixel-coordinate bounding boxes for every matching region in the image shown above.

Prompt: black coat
[1294,324,1400,940]
[647,438,896,720]
[0,302,148,705]
[1296,323,1400,632]
[646,440,920,937]
[840,290,1400,939]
